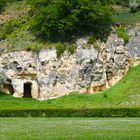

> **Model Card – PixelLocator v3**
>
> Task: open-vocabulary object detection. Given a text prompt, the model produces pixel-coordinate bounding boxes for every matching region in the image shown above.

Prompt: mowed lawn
[0,118,140,140]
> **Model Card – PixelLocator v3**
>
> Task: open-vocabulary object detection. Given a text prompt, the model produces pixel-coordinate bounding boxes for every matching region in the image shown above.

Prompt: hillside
[0,0,140,52]
[1,1,140,140]
[0,65,140,110]
[0,0,140,101]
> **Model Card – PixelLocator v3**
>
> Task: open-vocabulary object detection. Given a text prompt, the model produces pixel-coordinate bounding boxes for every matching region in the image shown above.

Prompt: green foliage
[115,0,140,12]
[55,43,76,57]
[0,108,140,117]
[0,0,24,13]
[116,27,129,43]
[30,0,113,41]
[0,0,6,13]
[1,21,43,52]
[55,43,66,57]
[25,44,43,52]
[67,44,76,54]
[87,36,95,45]
[0,18,26,40]
[87,36,100,50]
[113,6,140,25]
[115,0,129,6]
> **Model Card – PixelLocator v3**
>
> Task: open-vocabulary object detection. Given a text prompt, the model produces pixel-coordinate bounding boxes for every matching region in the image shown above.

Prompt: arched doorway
[23,82,32,98]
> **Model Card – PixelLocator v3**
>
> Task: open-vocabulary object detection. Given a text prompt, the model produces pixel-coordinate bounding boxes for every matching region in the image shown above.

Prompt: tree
[30,0,114,41]
[0,0,6,13]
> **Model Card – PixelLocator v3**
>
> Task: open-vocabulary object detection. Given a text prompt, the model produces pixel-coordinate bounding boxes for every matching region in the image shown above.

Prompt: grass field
[0,118,140,140]
[0,65,140,110]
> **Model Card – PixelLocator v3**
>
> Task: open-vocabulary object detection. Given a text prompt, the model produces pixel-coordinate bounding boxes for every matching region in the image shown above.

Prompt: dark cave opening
[23,82,32,98]
[3,83,14,95]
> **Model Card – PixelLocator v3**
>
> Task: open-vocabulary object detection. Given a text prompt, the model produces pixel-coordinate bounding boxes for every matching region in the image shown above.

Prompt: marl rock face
[126,23,140,65]
[0,33,140,100]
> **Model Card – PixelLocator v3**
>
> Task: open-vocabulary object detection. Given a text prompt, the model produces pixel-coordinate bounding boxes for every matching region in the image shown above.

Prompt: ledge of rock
[0,32,140,100]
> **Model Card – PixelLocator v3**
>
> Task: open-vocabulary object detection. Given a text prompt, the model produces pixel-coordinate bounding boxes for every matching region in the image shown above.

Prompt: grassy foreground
[0,118,140,140]
[0,65,140,110]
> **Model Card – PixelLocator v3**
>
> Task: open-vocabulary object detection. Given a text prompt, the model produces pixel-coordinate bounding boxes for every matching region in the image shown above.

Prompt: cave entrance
[23,82,32,98]
[3,83,14,95]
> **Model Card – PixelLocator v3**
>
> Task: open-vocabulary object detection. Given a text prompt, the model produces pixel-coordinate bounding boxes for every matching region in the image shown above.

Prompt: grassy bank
[113,5,140,24]
[0,118,140,140]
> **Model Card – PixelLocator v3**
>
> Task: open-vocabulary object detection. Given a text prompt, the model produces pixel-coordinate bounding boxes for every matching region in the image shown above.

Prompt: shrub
[116,27,129,43]
[0,18,26,40]
[0,0,6,13]
[87,36,95,45]
[55,43,66,57]
[30,0,114,41]
[0,20,15,40]
[67,45,76,54]
[25,44,43,52]
[0,0,24,13]
[0,108,140,117]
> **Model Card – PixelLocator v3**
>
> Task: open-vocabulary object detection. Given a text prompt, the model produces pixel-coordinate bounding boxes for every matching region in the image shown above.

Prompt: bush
[55,43,76,57]
[30,0,114,41]
[0,0,6,13]
[87,36,95,45]
[25,44,43,52]
[0,20,15,40]
[0,0,24,13]
[0,108,140,117]
[67,45,76,54]
[0,18,26,40]
[116,27,129,43]
[55,43,66,57]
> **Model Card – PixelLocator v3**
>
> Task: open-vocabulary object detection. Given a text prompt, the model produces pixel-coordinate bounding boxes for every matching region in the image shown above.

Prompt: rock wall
[0,28,140,100]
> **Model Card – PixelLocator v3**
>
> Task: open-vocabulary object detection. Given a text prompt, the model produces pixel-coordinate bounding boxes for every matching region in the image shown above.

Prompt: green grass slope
[0,65,140,110]
[113,5,140,24]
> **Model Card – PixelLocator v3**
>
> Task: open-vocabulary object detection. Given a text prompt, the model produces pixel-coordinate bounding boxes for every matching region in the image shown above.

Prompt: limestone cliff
[0,25,140,100]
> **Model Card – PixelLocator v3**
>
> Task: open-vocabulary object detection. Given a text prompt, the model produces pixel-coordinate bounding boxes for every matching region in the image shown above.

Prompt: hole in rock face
[3,83,14,95]
[23,82,32,98]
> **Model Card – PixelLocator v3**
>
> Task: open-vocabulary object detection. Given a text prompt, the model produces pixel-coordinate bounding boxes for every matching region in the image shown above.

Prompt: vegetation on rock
[116,27,129,43]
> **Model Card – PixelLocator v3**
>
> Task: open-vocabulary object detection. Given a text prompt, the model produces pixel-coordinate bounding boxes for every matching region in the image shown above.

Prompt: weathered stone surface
[126,24,140,66]
[0,30,140,100]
